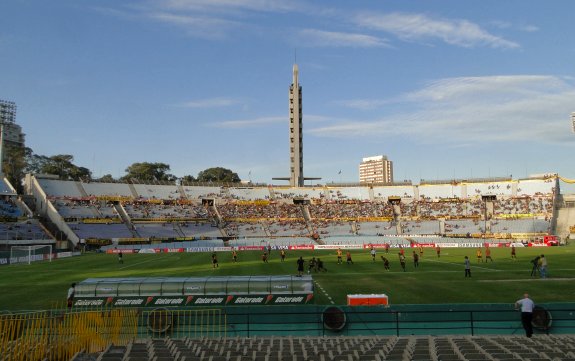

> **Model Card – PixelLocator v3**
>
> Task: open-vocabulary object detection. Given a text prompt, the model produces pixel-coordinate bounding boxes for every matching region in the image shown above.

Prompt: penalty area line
[423,258,502,272]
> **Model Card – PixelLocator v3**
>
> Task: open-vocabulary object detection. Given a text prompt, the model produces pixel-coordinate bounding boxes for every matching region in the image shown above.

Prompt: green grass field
[1,245,574,311]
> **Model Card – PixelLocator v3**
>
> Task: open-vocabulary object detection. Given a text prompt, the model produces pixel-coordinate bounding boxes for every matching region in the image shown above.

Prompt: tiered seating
[326,187,371,201]
[491,219,549,233]
[38,179,83,197]
[0,221,51,240]
[272,187,324,200]
[445,220,482,234]
[401,220,440,235]
[228,187,271,200]
[53,199,100,219]
[80,335,575,361]
[467,181,514,197]
[419,183,462,200]
[0,198,21,218]
[32,177,558,243]
[124,203,207,219]
[0,178,15,194]
[226,222,268,237]
[134,223,182,238]
[82,182,133,197]
[517,178,555,197]
[71,223,133,239]
[132,184,181,200]
[182,186,222,199]
[372,185,415,199]
[314,221,354,236]
[178,222,222,238]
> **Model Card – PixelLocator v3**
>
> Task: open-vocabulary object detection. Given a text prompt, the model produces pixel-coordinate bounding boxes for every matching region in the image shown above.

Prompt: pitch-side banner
[73,294,314,307]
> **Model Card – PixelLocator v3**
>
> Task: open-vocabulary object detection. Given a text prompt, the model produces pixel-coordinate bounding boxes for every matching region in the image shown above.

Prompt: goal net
[10,245,53,265]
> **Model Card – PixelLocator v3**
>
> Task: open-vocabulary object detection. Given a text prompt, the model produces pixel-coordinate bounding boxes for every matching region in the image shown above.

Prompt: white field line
[314,281,334,304]
[422,257,501,272]
[119,253,178,270]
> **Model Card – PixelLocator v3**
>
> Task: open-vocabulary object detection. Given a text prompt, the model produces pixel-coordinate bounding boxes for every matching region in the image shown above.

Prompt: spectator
[515,293,535,337]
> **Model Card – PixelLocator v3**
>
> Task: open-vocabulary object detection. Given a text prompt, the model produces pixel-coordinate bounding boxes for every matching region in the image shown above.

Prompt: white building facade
[359,155,393,184]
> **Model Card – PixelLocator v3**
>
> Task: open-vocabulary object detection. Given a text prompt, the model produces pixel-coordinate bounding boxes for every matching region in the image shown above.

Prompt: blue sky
[2,0,575,188]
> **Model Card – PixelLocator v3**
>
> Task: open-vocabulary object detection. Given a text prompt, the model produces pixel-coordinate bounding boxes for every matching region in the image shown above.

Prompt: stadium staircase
[209,204,229,238]
[172,222,186,238]
[75,335,575,361]
[221,187,232,198]
[74,181,90,197]
[178,185,189,200]
[368,187,375,201]
[301,204,324,245]
[113,203,140,238]
[128,182,139,198]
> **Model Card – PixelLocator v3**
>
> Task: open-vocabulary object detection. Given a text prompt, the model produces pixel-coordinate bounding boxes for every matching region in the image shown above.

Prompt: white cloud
[354,12,519,49]
[160,0,302,13]
[146,12,240,38]
[334,98,392,110]
[178,97,241,108]
[212,116,285,128]
[311,75,575,144]
[519,25,539,32]
[298,29,389,48]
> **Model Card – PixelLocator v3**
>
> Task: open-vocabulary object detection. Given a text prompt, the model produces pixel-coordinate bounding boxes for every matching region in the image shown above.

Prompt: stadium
[1,164,575,359]
[2,66,575,361]
[2,15,575,360]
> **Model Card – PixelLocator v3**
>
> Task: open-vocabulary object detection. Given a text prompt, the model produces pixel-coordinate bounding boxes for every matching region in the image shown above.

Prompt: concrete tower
[273,64,320,186]
[289,64,303,187]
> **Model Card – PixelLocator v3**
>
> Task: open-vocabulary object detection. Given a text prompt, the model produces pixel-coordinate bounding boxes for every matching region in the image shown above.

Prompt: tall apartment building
[359,155,393,184]
[571,112,575,133]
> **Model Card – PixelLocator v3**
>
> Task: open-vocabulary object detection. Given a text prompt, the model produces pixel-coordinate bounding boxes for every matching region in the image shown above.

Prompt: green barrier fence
[140,303,575,338]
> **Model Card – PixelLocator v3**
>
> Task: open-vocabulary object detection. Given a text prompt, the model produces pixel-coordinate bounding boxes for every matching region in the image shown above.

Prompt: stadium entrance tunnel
[532,306,552,331]
[322,306,347,331]
[146,308,173,335]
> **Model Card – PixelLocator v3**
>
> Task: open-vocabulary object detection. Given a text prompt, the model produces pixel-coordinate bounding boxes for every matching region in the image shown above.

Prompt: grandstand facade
[19,174,569,253]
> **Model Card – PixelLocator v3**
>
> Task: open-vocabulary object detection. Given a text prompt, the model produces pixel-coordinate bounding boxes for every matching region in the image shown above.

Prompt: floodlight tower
[0,100,26,177]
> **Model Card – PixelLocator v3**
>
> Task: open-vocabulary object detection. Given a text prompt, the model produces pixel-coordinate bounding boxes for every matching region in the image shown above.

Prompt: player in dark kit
[297,256,305,276]
[381,256,390,271]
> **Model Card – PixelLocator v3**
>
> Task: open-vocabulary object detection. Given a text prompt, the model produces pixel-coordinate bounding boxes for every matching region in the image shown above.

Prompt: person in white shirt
[515,293,535,337]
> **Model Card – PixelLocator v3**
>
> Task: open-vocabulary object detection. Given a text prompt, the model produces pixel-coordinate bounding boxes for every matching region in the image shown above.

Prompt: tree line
[2,146,241,192]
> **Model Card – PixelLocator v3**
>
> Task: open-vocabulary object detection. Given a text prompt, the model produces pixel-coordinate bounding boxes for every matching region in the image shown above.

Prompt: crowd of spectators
[41,179,556,241]
[123,202,207,219]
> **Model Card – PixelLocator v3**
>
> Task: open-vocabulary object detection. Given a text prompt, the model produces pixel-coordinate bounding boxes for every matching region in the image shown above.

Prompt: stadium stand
[79,335,575,361]
[26,175,559,250]
[81,181,134,197]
